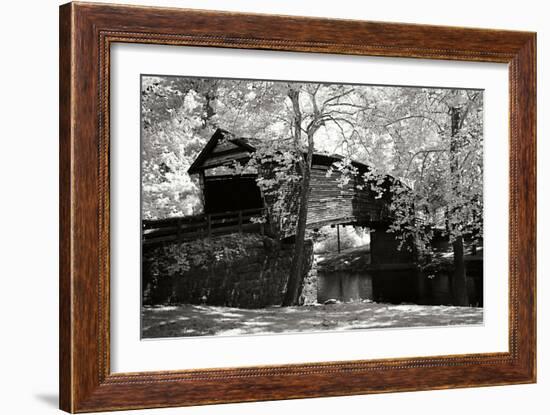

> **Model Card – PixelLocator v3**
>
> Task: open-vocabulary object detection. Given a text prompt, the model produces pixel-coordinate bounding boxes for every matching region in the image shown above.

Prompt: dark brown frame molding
[59,2,536,412]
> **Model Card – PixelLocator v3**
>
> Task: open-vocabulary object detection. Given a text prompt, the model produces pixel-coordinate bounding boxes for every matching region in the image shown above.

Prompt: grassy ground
[141,302,483,338]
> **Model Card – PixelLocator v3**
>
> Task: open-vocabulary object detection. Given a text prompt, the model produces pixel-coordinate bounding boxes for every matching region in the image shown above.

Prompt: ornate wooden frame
[59,2,536,412]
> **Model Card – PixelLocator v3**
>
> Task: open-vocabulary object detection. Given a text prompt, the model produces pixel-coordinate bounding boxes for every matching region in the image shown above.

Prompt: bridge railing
[142,208,266,246]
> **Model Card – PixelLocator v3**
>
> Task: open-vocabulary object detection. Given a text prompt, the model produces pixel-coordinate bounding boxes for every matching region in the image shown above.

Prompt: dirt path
[142,302,483,338]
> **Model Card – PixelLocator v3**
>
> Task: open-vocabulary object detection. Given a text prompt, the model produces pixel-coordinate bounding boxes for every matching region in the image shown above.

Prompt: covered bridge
[187,128,395,232]
[143,128,414,265]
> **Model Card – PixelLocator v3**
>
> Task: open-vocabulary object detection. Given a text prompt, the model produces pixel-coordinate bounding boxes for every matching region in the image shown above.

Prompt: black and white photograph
[140,75,484,339]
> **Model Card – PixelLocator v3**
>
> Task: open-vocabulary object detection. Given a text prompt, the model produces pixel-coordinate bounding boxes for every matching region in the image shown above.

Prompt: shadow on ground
[141,302,483,338]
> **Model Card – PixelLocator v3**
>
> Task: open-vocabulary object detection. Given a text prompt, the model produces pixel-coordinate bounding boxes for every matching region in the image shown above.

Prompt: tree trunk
[282,166,311,306]
[449,106,469,306]
[452,235,469,306]
[282,88,314,306]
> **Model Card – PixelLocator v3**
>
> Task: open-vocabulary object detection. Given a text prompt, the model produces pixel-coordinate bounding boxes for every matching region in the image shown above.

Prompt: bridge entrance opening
[203,174,263,214]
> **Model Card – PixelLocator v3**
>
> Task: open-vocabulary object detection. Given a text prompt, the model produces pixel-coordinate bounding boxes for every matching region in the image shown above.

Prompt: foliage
[386,90,483,253]
[325,87,484,254]
[312,226,370,254]
[147,234,265,277]
[141,77,214,219]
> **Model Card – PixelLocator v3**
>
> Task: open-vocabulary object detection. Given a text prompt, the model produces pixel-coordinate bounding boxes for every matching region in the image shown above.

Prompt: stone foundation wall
[143,236,313,308]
